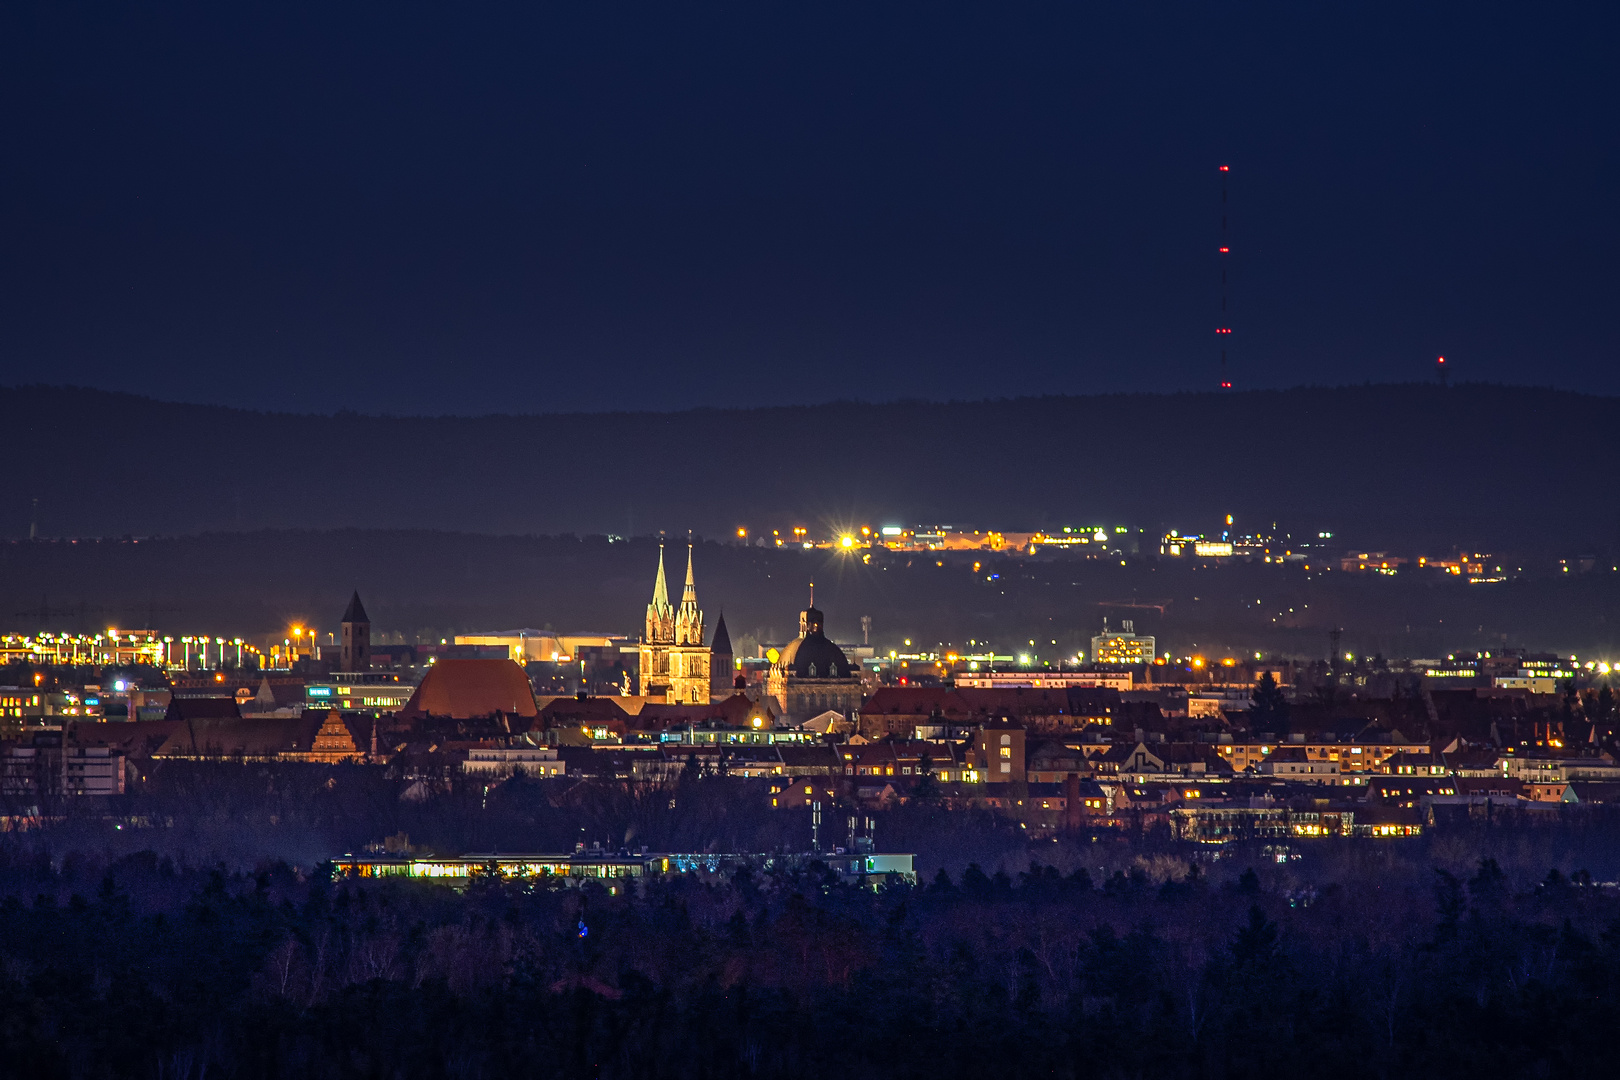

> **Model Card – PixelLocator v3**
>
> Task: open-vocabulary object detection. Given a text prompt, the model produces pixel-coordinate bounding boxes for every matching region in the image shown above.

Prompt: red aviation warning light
[1217,164,1233,389]
[1437,355,1448,387]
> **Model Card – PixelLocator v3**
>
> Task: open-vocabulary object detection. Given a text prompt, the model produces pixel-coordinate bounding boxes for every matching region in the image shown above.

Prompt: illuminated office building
[1090,620,1156,666]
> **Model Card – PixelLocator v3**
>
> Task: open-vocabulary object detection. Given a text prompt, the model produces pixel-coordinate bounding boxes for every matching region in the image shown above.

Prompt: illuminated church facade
[638,544,712,704]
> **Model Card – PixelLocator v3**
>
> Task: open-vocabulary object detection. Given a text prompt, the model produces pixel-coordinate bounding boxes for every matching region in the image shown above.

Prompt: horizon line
[1,379,1594,423]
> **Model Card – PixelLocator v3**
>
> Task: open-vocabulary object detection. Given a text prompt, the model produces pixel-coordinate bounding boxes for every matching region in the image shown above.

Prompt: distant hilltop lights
[732,524,1139,555]
[727,518,1367,563]
[722,515,1523,585]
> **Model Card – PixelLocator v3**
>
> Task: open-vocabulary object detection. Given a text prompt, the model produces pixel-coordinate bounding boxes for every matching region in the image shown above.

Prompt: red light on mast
[1218,163,1233,390]
[1437,356,1445,364]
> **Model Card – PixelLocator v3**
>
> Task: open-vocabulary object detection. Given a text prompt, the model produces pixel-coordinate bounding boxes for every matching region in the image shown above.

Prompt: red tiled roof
[399,659,538,721]
[154,715,322,758]
[863,687,974,716]
[863,686,1088,719]
[538,697,633,730]
[955,688,1073,716]
[636,695,757,730]
[67,720,181,760]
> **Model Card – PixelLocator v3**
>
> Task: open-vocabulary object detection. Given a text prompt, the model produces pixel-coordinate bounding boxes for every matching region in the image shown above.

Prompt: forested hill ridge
[6,383,1615,554]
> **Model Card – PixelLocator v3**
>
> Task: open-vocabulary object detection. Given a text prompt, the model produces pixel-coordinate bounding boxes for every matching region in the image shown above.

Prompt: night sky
[2,2,1615,415]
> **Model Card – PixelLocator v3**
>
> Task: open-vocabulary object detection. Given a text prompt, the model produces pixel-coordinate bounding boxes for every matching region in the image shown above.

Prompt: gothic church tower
[645,543,675,645]
[638,543,711,703]
[340,591,371,673]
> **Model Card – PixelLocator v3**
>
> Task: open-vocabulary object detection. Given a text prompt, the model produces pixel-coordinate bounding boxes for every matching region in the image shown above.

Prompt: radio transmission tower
[1217,164,1232,389]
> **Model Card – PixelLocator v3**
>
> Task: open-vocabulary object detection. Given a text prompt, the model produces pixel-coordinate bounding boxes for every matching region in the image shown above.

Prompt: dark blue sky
[3,2,1615,415]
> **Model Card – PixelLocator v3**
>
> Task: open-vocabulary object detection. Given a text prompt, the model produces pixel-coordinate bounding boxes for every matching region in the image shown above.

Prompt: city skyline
[4,6,1618,1074]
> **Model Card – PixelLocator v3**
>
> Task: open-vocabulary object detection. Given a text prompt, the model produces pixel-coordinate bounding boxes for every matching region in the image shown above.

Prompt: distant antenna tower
[1437,355,1448,387]
[1217,165,1233,389]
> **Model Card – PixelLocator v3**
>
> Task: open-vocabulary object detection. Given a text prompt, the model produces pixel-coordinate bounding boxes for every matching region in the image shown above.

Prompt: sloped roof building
[398,658,538,722]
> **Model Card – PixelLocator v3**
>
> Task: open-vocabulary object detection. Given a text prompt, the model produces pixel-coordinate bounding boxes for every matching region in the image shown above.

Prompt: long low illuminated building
[333,849,916,889]
[953,670,1133,690]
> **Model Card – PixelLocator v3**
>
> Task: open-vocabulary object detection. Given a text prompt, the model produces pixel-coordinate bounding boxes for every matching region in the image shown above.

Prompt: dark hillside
[6,384,1616,555]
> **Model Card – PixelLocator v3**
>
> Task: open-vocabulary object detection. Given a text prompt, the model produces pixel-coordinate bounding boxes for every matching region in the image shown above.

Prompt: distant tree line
[2,833,1620,1078]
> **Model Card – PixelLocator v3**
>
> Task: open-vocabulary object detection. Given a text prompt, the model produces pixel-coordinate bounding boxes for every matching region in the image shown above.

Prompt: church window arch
[808,663,817,677]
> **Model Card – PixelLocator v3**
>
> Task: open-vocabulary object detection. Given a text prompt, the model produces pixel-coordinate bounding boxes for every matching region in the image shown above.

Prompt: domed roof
[775,606,854,679]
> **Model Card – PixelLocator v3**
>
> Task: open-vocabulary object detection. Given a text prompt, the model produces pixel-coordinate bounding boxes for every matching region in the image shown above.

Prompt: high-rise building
[639,544,711,704]
[340,591,371,673]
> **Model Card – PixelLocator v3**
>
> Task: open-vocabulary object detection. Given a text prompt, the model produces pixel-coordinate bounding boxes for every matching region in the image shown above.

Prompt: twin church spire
[645,541,704,647]
[640,540,712,703]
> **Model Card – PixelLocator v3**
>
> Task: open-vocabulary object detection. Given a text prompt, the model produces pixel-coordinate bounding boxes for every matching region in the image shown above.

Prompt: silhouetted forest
[6,819,1620,1078]
[8,383,1618,555]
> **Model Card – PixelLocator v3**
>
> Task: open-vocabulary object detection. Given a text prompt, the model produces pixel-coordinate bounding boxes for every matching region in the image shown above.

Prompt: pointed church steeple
[651,542,670,611]
[710,611,735,697]
[645,542,675,644]
[639,539,714,704]
[339,589,370,673]
[342,590,369,625]
[675,542,704,646]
